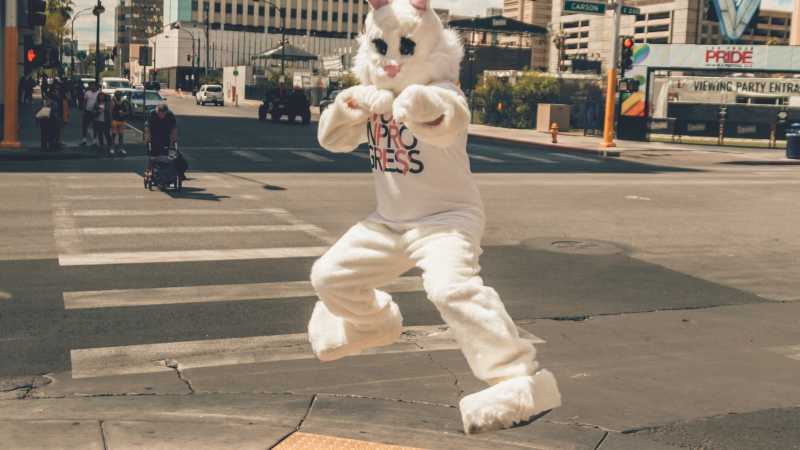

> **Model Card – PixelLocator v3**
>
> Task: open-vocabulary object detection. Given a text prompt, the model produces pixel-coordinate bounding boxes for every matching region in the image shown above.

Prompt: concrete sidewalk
[3,302,799,449]
[468,123,800,164]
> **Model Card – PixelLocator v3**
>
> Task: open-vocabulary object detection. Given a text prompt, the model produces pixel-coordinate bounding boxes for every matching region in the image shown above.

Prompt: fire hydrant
[550,122,559,144]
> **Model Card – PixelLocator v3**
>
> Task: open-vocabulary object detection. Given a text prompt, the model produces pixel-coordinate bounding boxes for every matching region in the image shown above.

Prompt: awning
[447,16,547,35]
[251,44,319,62]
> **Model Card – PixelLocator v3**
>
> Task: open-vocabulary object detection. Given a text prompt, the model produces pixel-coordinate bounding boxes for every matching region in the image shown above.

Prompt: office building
[503,0,552,70]
[549,0,793,72]
[114,0,164,74]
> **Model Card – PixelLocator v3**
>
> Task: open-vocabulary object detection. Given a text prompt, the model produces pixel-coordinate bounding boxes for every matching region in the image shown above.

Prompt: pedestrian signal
[619,37,634,76]
[26,48,38,63]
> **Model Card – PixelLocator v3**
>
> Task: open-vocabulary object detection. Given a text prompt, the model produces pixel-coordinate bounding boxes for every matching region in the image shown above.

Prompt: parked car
[120,89,167,117]
[101,77,132,95]
[259,89,310,124]
[144,81,161,91]
[80,77,96,89]
[319,90,342,114]
[195,84,224,106]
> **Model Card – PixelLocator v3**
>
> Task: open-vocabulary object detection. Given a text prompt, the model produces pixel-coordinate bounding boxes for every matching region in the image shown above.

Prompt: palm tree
[46,0,74,70]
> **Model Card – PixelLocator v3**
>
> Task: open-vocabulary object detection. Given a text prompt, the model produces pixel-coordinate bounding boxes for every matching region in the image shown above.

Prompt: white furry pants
[310,220,539,385]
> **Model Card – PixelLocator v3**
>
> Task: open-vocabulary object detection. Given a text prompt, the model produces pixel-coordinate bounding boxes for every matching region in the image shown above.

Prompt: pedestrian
[110,91,130,156]
[18,76,27,104]
[82,82,100,146]
[92,92,112,155]
[49,83,65,150]
[35,93,55,151]
[25,77,34,104]
[40,73,49,97]
[145,103,187,179]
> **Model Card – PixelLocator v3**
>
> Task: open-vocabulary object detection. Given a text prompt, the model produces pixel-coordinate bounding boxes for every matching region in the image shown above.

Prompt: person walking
[36,92,56,151]
[92,92,112,155]
[82,82,100,146]
[110,92,130,156]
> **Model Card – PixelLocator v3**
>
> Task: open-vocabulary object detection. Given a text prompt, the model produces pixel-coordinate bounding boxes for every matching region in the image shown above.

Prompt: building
[486,8,504,17]
[503,0,552,70]
[115,0,164,75]
[548,0,793,72]
[88,43,111,53]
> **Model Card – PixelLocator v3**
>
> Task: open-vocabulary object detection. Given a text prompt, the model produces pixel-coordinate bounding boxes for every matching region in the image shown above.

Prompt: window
[635,14,645,21]
[648,24,669,32]
[258,6,264,16]
[635,26,645,33]
[225,3,231,13]
[332,12,338,21]
[580,20,589,26]
[353,13,359,23]
[301,9,307,19]
[647,37,669,43]
[563,21,579,29]
[247,5,253,15]
[312,10,318,19]
[772,17,786,25]
[236,4,242,14]
[290,8,297,18]
[203,2,209,12]
[566,43,578,49]
[579,42,588,48]
[269,7,275,17]
[648,11,670,20]
[214,2,220,12]
[191,0,198,11]
[342,12,348,22]
[322,11,328,20]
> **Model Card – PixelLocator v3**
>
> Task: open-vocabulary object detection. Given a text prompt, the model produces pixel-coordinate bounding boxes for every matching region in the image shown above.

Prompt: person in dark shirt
[145,104,187,179]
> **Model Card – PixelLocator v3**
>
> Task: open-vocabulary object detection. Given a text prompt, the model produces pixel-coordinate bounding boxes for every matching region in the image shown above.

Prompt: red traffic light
[622,38,635,49]
[26,48,37,63]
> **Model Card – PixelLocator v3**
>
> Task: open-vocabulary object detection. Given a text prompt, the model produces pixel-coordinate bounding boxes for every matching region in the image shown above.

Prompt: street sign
[563,0,605,14]
[621,6,640,15]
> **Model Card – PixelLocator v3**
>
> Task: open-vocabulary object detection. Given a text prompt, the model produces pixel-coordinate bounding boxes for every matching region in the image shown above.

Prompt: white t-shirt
[84,90,99,111]
[365,114,485,238]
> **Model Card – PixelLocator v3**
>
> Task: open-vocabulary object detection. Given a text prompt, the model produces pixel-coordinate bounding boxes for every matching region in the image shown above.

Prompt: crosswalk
[51,175,546,380]
[185,146,604,166]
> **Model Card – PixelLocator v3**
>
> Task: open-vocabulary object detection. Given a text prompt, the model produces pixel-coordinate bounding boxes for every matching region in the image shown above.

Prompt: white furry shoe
[459,369,562,435]
[307,300,403,362]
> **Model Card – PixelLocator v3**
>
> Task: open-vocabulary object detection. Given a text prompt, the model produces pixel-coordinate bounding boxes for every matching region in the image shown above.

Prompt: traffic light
[28,0,47,26]
[619,36,634,76]
[26,48,38,64]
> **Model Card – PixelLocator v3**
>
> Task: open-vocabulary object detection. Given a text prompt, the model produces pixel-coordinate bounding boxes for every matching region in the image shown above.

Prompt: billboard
[710,0,762,42]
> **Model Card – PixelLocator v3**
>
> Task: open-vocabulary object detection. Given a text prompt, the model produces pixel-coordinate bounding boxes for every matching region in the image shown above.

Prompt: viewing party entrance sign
[668,76,800,104]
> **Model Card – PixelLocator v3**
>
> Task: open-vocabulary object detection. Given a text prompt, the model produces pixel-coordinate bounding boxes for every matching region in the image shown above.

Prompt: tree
[474,74,514,127]
[510,72,560,128]
[43,0,74,71]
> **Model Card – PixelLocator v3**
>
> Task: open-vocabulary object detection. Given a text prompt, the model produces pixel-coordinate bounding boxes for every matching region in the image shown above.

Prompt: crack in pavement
[158,359,195,394]
[0,375,52,399]
[411,342,465,402]
[268,393,317,450]
[315,392,457,409]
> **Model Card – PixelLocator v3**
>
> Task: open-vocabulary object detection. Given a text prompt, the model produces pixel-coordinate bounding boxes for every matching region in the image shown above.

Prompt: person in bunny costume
[308,0,562,434]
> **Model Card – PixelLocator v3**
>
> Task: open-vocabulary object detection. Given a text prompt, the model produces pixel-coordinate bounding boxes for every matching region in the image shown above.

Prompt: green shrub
[474,75,514,127]
[511,72,560,128]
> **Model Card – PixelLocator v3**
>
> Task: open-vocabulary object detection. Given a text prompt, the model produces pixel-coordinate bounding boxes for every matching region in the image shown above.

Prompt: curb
[468,133,623,157]
[0,148,99,161]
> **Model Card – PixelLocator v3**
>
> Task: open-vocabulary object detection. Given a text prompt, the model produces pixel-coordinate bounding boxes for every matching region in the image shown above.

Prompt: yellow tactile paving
[275,432,427,450]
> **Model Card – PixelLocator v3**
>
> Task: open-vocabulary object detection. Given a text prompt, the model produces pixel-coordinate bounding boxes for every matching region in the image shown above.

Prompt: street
[1,93,799,449]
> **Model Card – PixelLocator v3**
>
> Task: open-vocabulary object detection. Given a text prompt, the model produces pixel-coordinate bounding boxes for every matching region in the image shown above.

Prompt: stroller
[144,143,183,191]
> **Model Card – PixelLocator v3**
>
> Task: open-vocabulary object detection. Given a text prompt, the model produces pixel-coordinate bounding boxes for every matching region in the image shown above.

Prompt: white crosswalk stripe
[55,224,323,237]
[58,246,329,266]
[69,325,545,379]
[551,152,601,163]
[292,151,333,162]
[350,152,370,159]
[63,276,424,309]
[504,152,557,164]
[469,154,505,163]
[233,150,272,162]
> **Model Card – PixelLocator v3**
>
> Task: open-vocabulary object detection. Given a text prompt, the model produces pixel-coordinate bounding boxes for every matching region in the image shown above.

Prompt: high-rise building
[115,0,164,75]
[549,0,793,72]
[503,0,552,70]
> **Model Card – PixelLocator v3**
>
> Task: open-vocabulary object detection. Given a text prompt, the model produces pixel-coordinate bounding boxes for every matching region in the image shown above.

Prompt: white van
[196,84,224,106]
[101,77,132,95]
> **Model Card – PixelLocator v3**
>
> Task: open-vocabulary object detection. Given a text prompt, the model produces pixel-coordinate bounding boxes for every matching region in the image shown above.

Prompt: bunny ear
[368,0,391,9]
[409,0,428,11]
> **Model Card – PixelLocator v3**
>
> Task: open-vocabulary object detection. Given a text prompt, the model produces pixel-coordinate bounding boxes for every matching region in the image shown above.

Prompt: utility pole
[602,0,621,148]
[93,0,105,84]
[204,3,210,81]
[1,0,21,148]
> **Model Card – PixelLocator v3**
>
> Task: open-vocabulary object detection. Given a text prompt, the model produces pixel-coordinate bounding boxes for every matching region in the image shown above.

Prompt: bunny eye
[400,37,416,56]
[372,38,388,56]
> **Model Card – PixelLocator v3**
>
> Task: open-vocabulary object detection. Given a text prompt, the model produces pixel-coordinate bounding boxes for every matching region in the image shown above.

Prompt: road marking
[183,146,323,151]
[58,246,329,266]
[55,224,322,237]
[263,208,337,245]
[292,151,333,162]
[63,276,423,309]
[60,194,150,201]
[69,325,545,379]
[504,152,557,163]
[69,208,278,217]
[766,344,800,361]
[469,154,505,163]
[550,153,601,163]
[233,150,272,163]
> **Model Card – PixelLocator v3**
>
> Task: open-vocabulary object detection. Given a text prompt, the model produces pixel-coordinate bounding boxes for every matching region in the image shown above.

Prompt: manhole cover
[522,238,627,256]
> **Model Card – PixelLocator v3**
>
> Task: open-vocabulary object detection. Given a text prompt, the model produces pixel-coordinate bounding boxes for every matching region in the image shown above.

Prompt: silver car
[120,89,166,116]
[196,84,224,106]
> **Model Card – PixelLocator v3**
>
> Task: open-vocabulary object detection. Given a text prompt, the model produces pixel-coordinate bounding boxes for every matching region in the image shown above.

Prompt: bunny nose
[383,64,401,78]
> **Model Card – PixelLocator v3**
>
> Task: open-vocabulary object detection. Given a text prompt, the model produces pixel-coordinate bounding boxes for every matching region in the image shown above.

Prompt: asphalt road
[2,93,799,449]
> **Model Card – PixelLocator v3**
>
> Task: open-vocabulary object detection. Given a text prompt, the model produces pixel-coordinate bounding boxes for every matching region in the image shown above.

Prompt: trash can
[786,123,800,159]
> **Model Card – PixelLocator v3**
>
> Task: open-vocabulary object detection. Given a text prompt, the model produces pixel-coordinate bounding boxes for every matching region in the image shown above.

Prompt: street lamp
[70,7,94,77]
[93,0,106,84]
[170,22,198,92]
[262,0,287,76]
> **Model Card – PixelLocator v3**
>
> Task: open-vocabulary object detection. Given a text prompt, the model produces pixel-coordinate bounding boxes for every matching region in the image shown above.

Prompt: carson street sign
[563,0,606,14]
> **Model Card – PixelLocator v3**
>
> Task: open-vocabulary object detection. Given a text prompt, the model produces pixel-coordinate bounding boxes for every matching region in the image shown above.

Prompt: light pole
[93,0,106,84]
[170,22,197,91]
[70,7,94,76]
[263,0,287,77]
